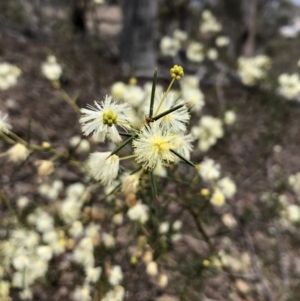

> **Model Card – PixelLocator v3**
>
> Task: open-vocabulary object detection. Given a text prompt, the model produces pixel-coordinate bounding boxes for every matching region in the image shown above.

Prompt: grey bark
[120,0,157,77]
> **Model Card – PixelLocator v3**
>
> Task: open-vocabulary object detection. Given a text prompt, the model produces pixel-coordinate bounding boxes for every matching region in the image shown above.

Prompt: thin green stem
[119,154,136,161]
[52,80,80,114]
[154,78,175,116]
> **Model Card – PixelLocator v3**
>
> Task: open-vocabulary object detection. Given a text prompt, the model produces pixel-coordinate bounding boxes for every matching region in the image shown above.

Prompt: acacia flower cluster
[198,158,236,207]
[41,55,62,81]
[278,73,300,100]
[0,62,22,90]
[80,66,195,187]
[237,55,271,86]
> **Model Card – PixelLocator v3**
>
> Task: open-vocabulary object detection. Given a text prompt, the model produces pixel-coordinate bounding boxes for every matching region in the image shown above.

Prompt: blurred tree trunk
[120,0,157,77]
[72,0,89,34]
[219,0,248,58]
[243,0,257,56]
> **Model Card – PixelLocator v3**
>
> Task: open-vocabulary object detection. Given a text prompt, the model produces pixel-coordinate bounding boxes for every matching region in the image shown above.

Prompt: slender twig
[244,228,275,301]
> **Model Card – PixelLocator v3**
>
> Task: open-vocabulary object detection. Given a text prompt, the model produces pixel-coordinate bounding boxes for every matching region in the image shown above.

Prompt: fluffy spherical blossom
[121,173,140,195]
[159,222,170,234]
[69,221,84,238]
[60,198,82,223]
[0,111,11,133]
[102,233,115,248]
[200,10,222,33]
[186,42,204,63]
[216,36,230,47]
[278,73,300,100]
[127,201,149,224]
[198,158,221,181]
[35,160,54,177]
[160,36,181,57]
[80,95,132,143]
[181,88,205,113]
[150,93,190,133]
[222,213,237,228]
[133,122,176,170]
[85,266,102,283]
[286,204,300,222]
[172,133,194,162]
[8,143,29,162]
[173,29,188,42]
[224,110,236,125]
[0,62,22,90]
[69,136,90,153]
[146,261,158,276]
[108,265,123,286]
[102,286,125,301]
[123,85,146,108]
[111,82,127,100]
[158,274,168,288]
[217,177,237,198]
[172,220,182,231]
[210,189,225,207]
[87,152,119,185]
[192,116,223,152]
[41,55,62,81]
[237,55,271,86]
[207,48,218,60]
[73,285,91,301]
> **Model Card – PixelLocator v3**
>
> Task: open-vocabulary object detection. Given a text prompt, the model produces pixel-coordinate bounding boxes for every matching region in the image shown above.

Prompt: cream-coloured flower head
[159,221,169,234]
[133,121,175,170]
[200,10,222,33]
[41,55,62,81]
[173,29,188,42]
[102,233,115,248]
[0,111,11,133]
[172,133,194,162]
[158,273,168,287]
[17,196,30,209]
[180,75,199,90]
[181,88,205,113]
[210,189,225,207]
[216,36,230,47]
[186,42,204,63]
[150,92,190,133]
[217,177,236,198]
[207,48,218,60]
[146,261,158,276]
[222,213,237,228]
[286,204,300,222]
[198,158,221,181]
[121,172,140,195]
[35,160,54,177]
[8,143,29,162]
[192,115,223,152]
[87,152,119,185]
[123,85,146,108]
[160,36,181,57]
[73,285,91,301]
[224,110,236,125]
[278,73,300,99]
[0,62,22,90]
[237,55,271,86]
[69,136,90,153]
[108,265,123,286]
[80,95,132,143]
[127,201,149,224]
[111,82,127,100]
[85,266,102,283]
